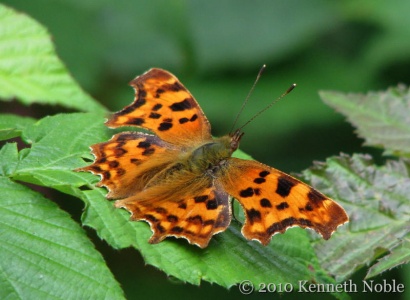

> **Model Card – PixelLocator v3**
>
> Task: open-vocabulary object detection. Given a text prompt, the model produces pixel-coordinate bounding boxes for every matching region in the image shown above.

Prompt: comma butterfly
[78,68,348,248]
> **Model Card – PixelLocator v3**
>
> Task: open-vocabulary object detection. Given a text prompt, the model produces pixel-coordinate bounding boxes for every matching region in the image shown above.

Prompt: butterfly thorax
[188,132,243,178]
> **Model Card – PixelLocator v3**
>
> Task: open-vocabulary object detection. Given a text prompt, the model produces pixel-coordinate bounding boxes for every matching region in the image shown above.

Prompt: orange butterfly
[78,68,348,248]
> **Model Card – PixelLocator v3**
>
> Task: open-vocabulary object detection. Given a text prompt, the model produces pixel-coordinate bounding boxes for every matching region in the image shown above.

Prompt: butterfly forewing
[106,68,211,147]
[77,132,180,199]
[219,158,348,245]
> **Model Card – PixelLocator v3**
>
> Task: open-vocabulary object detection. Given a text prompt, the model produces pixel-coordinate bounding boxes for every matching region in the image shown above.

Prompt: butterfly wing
[115,180,231,248]
[77,132,180,199]
[106,68,211,147]
[218,158,348,245]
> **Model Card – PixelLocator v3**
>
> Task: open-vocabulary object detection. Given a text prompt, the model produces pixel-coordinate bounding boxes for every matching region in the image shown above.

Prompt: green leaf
[12,112,107,195]
[366,234,410,279]
[0,142,19,176]
[0,177,124,299]
[0,114,36,140]
[300,154,410,281]
[320,85,410,156]
[0,4,105,112]
[10,112,343,291]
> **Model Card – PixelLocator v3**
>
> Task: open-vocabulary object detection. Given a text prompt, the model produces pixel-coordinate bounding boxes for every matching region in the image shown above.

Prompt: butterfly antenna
[237,83,297,131]
[229,64,266,134]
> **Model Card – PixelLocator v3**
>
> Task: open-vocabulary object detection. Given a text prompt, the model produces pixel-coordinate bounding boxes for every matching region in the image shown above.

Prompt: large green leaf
[0,4,105,112]
[7,112,345,294]
[320,85,410,156]
[301,154,410,281]
[0,177,124,299]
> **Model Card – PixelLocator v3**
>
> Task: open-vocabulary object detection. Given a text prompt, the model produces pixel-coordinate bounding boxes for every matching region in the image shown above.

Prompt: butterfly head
[229,129,245,152]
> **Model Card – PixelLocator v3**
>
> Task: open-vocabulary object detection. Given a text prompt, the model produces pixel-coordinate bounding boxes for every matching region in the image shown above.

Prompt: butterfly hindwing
[219,158,348,245]
[106,68,211,147]
[114,182,231,248]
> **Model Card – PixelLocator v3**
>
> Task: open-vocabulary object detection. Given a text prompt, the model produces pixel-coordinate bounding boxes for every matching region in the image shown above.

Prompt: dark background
[3,1,410,299]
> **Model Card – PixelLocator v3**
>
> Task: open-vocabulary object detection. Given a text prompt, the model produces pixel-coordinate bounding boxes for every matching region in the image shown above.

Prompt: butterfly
[77,68,348,248]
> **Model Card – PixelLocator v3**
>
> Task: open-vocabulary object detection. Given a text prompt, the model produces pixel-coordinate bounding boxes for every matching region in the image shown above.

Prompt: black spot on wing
[254,177,266,184]
[103,171,111,179]
[144,214,159,223]
[169,82,184,92]
[259,170,270,177]
[275,202,289,210]
[171,226,183,233]
[137,141,151,148]
[260,198,272,208]
[156,224,166,233]
[130,158,141,165]
[206,199,218,210]
[178,202,187,209]
[167,215,178,222]
[308,189,327,204]
[239,187,254,198]
[152,103,162,111]
[97,157,106,164]
[113,148,127,157]
[155,88,165,98]
[179,117,189,124]
[305,203,314,211]
[246,208,261,224]
[155,207,167,214]
[187,215,203,225]
[169,99,193,112]
[90,165,102,172]
[108,161,119,168]
[149,112,162,119]
[158,122,173,131]
[130,118,144,126]
[276,176,297,197]
[142,148,155,156]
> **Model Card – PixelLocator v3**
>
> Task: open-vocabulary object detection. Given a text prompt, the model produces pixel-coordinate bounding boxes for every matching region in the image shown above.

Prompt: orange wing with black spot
[115,180,231,248]
[77,132,179,199]
[106,68,211,147]
[219,158,348,245]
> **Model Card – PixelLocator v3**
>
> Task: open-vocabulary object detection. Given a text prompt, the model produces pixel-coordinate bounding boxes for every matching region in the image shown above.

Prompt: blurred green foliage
[2,1,410,299]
